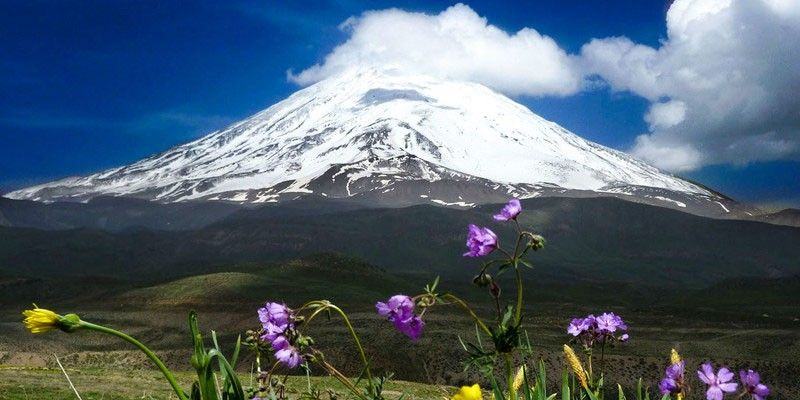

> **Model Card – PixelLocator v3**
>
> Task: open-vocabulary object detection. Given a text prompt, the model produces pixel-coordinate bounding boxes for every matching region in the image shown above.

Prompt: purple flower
[270,332,303,368]
[464,224,498,257]
[258,302,292,342]
[567,313,628,348]
[258,302,290,329]
[375,295,414,322]
[698,363,738,400]
[596,312,626,333]
[394,315,425,341]
[659,361,685,396]
[740,370,769,400]
[257,302,303,369]
[567,317,593,336]
[376,294,425,341]
[493,199,522,221]
[274,345,303,368]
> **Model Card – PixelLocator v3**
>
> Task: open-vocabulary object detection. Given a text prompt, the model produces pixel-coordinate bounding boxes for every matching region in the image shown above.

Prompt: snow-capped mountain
[5,68,751,217]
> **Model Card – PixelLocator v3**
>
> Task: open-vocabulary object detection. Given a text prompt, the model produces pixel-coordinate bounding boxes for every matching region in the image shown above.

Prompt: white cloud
[645,100,686,131]
[288,4,581,97]
[631,135,703,172]
[582,0,800,171]
[289,1,800,172]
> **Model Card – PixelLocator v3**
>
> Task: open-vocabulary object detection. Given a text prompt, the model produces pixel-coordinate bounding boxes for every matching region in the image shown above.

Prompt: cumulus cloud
[290,1,800,172]
[645,100,687,131]
[582,0,800,171]
[288,4,581,97]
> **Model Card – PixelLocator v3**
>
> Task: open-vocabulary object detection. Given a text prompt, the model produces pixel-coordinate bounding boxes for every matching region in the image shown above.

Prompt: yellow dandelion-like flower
[512,366,526,392]
[563,344,589,390]
[670,348,681,365]
[452,384,482,400]
[22,307,61,334]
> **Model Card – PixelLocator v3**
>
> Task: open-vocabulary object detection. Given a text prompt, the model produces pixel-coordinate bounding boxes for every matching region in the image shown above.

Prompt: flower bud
[490,282,501,298]
[59,313,83,333]
[472,272,493,287]
[528,235,545,251]
[417,296,435,308]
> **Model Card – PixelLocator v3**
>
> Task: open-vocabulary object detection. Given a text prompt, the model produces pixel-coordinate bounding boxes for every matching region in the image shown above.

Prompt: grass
[2,253,799,397]
[0,366,447,400]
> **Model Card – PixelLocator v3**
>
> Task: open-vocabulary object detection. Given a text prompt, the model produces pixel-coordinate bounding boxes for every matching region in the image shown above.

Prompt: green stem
[442,294,492,336]
[599,340,606,382]
[514,261,523,324]
[587,349,594,383]
[505,353,517,400]
[80,321,188,400]
[327,304,376,397]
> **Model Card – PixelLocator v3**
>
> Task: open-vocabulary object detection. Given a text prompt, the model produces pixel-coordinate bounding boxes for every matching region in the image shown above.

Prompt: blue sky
[2,1,798,208]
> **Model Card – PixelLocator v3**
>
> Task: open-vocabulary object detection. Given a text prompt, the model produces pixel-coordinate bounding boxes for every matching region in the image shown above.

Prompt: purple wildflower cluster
[375,295,425,341]
[258,302,303,368]
[567,312,629,347]
[658,362,771,400]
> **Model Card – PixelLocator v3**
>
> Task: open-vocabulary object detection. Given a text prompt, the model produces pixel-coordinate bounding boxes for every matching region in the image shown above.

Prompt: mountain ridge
[5,68,753,218]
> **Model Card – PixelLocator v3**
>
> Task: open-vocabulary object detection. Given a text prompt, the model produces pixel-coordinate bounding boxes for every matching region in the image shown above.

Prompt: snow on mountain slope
[8,68,739,216]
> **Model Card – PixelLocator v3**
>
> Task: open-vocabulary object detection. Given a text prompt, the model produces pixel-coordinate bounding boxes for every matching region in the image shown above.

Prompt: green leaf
[618,384,627,400]
[188,311,205,364]
[584,387,601,400]
[208,348,244,400]
[537,360,547,399]
[519,259,535,269]
[561,370,571,400]
[490,375,506,400]
[230,335,241,369]
[636,378,643,400]
[190,382,201,400]
[522,369,533,400]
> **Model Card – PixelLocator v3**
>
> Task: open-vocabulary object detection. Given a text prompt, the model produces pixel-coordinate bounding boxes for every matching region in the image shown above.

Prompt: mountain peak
[7,68,738,216]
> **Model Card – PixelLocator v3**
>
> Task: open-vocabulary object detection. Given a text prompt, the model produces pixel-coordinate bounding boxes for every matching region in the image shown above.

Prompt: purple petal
[717,368,734,383]
[375,301,390,317]
[706,386,723,400]
[754,384,770,398]
[698,363,715,385]
[718,383,738,393]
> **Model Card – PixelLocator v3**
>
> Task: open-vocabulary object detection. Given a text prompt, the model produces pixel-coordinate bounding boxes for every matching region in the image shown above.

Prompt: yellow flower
[512,366,525,392]
[670,348,681,365]
[563,344,589,390]
[452,384,482,400]
[22,307,61,334]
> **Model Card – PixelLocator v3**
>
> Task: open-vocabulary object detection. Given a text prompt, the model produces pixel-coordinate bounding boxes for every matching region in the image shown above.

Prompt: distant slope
[0,196,244,232]
[0,197,798,289]
[753,208,800,227]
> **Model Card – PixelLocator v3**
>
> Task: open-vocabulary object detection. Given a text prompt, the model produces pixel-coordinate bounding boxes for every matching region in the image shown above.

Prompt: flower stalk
[21,307,188,400]
[79,321,189,400]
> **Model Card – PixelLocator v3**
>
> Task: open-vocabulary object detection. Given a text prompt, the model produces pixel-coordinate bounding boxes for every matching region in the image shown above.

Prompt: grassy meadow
[2,253,799,398]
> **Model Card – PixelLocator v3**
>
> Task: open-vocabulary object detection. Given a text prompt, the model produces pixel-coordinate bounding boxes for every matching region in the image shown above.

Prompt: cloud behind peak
[287,4,581,97]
